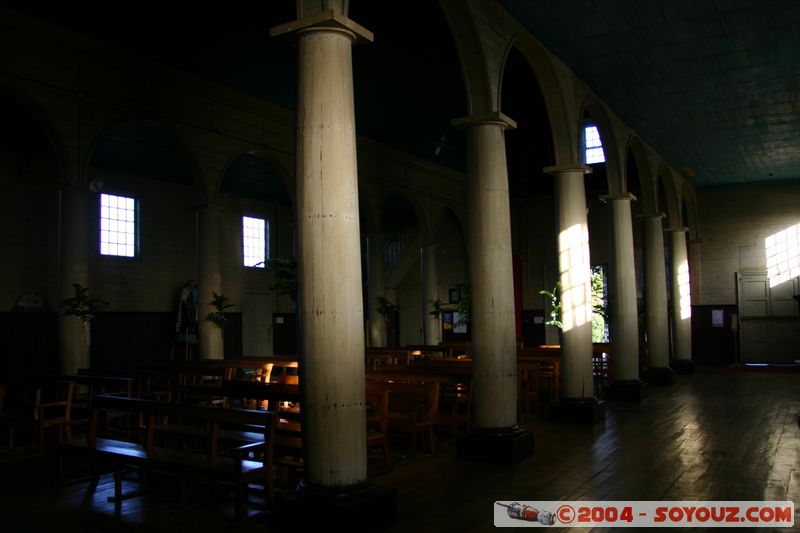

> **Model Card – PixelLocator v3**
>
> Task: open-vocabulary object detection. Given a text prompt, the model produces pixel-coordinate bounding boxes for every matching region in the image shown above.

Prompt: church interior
[0,1,798,530]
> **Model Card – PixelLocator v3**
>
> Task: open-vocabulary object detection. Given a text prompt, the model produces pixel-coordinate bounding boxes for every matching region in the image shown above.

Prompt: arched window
[583,122,605,164]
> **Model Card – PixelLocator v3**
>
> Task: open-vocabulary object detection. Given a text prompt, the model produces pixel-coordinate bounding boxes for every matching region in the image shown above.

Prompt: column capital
[636,211,666,220]
[543,163,593,176]
[451,111,517,131]
[270,11,374,44]
[599,192,637,203]
[664,226,690,233]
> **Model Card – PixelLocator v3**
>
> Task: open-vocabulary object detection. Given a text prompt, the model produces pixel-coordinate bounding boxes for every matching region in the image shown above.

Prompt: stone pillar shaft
[641,214,670,369]
[546,165,594,400]
[669,228,692,362]
[422,244,441,345]
[602,193,639,382]
[367,234,387,347]
[198,206,223,360]
[59,186,90,373]
[293,23,367,487]
[453,112,517,429]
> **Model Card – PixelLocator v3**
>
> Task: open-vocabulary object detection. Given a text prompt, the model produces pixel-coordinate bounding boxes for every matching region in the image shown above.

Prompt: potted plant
[376,296,398,347]
[60,283,109,323]
[429,297,447,320]
[60,283,109,347]
[539,266,608,342]
[376,296,398,321]
[263,258,298,306]
[451,282,471,328]
[206,292,234,330]
[539,282,563,330]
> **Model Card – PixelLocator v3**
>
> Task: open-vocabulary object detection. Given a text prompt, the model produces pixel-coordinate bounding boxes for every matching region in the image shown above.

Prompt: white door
[398,286,423,346]
[242,290,273,357]
[737,272,799,363]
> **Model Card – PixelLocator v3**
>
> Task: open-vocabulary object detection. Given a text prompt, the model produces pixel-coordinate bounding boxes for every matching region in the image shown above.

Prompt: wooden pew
[366,370,472,442]
[178,380,391,470]
[365,347,412,367]
[78,368,174,402]
[61,394,276,521]
[366,380,440,453]
[0,376,74,452]
[365,388,391,467]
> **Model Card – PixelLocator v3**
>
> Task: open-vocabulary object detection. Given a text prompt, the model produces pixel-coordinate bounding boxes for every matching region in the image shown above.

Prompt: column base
[271,480,396,530]
[671,359,695,374]
[605,380,643,401]
[550,398,605,424]
[458,426,534,464]
[643,366,676,385]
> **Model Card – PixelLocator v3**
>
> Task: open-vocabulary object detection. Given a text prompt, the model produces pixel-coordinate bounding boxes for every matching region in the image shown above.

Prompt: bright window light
[765,223,800,287]
[559,223,593,332]
[243,216,268,268]
[677,260,692,320]
[584,124,605,164]
[100,193,137,257]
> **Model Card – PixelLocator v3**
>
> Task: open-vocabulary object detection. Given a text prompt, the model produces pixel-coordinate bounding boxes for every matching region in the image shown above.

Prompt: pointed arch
[86,118,207,206]
[0,82,72,186]
[504,34,574,165]
[657,163,682,228]
[627,135,657,214]
[219,151,294,208]
[579,97,622,195]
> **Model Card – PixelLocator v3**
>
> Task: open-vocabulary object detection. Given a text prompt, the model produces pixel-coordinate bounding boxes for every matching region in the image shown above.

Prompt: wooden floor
[1,368,798,532]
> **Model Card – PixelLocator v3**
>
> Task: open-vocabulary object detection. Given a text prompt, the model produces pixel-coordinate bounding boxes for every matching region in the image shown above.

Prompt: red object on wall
[513,255,522,338]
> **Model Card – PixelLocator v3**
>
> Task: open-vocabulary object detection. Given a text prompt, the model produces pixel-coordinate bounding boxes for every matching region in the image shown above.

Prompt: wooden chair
[0,377,74,452]
[365,388,391,467]
[370,381,439,453]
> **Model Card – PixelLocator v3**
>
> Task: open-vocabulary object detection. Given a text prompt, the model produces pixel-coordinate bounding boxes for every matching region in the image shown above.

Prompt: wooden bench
[60,394,277,521]
[78,368,174,402]
[177,380,304,469]
[179,380,392,470]
[366,380,439,453]
[366,371,472,440]
[183,356,298,382]
[0,376,74,452]
[365,388,391,467]
[365,347,412,366]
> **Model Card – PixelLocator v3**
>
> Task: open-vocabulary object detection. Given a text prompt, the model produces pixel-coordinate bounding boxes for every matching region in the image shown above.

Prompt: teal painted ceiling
[8,1,799,190]
[500,0,800,188]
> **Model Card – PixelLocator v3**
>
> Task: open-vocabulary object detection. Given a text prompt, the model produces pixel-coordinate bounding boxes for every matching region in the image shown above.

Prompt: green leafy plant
[539,282,563,330]
[451,282,471,327]
[539,266,608,340]
[262,258,297,303]
[429,297,447,319]
[376,296,397,320]
[206,292,234,328]
[60,283,108,323]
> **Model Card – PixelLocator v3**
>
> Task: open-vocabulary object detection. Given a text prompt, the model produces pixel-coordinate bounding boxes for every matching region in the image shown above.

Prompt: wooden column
[601,193,642,400]
[422,244,441,346]
[668,226,695,373]
[59,185,90,373]
[545,164,604,422]
[272,11,373,491]
[367,233,387,347]
[639,213,675,384]
[198,206,223,360]
[453,112,532,462]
